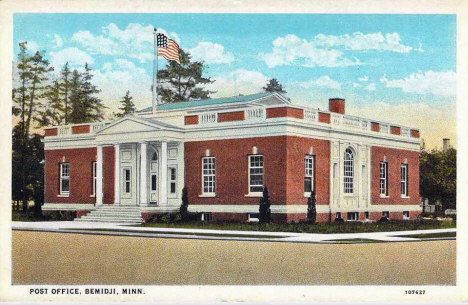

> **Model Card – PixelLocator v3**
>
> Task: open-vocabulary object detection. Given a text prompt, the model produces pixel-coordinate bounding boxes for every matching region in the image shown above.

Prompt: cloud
[52,34,63,48]
[189,42,235,64]
[314,32,413,53]
[348,102,456,150]
[299,76,341,89]
[92,58,152,111]
[358,76,368,82]
[380,70,456,96]
[21,41,39,53]
[260,32,417,68]
[49,47,94,70]
[208,69,268,97]
[259,34,362,68]
[353,83,361,88]
[72,23,178,63]
[364,83,376,91]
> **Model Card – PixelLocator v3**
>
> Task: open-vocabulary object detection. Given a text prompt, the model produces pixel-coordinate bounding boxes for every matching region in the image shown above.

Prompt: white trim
[96,145,103,206]
[42,203,97,211]
[160,141,168,205]
[244,192,263,197]
[187,204,422,214]
[57,194,70,198]
[140,142,148,205]
[303,192,312,198]
[198,193,216,198]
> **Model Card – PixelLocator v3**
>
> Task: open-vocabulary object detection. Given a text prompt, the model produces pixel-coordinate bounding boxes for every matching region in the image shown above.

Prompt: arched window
[344,148,354,194]
[151,152,158,161]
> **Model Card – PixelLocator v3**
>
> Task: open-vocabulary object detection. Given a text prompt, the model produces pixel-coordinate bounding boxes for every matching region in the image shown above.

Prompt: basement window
[335,212,342,219]
[403,211,410,220]
[248,213,260,223]
[347,212,359,221]
[382,211,390,218]
[201,212,212,222]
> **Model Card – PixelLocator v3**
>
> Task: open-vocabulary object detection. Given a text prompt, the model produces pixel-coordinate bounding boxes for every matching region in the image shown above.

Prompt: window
[336,212,342,219]
[380,162,388,196]
[124,168,131,194]
[60,163,70,195]
[170,167,177,194]
[344,148,354,194]
[304,155,314,193]
[151,174,157,191]
[347,212,359,221]
[201,212,212,222]
[249,155,264,193]
[92,162,97,196]
[365,211,370,220]
[401,164,409,197]
[403,211,410,219]
[202,157,216,194]
[248,213,260,223]
[382,211,389,218]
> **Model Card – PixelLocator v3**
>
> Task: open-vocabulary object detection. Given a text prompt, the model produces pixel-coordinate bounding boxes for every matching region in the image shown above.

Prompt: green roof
[138,92,276,112]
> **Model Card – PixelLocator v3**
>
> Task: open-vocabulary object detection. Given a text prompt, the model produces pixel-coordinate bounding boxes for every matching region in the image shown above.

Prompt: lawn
[140,219,455,234]
[396,232,456,239]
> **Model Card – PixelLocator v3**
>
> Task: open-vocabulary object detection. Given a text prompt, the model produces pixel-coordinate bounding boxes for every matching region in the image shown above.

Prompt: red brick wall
[45,148,97,204]
[285,136,330,206]
[329,99,345,114]
[267,107,304,119]
[371,146,420,205]
[391,126,401,135]
[45,146,115,204]
[72,125,90,134]
[45,128,58,136]
[184,115,199,125]
[218,111,245,122]
[371,122,380,132]
[318,112,331,124]
[184,136,288,206]
[411,130,420,138]
[103,146,115,204]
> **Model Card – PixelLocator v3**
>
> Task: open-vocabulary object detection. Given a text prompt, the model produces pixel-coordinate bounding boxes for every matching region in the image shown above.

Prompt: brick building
[42,92,422,223]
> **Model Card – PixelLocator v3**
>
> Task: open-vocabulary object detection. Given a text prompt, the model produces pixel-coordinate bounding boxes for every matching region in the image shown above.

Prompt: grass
[397,232,456,239]
[12,209,76,222]
[324,238,382,243]
[140,219,456,234]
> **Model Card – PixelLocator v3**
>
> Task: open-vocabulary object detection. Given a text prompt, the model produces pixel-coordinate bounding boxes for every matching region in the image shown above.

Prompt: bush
[47,210,76,221]
[378,216,389,223]
[307,191,317,223]
[259,187,271,223]
[335,218,345,223]
[180,187,189,221]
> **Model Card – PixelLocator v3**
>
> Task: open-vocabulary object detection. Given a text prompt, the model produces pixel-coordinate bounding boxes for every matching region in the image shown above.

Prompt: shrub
[258,187,271,223]
[307,191,317,223]
[335,217,345,223]
[378,216,389,223]
[180,187,189,221]
[47,210,76,221]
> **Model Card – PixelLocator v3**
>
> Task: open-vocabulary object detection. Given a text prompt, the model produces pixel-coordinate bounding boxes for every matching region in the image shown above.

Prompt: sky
[13,14,456,149]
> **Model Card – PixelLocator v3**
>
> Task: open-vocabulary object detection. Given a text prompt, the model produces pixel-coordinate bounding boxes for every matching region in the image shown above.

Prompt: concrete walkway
[12,221,456,243]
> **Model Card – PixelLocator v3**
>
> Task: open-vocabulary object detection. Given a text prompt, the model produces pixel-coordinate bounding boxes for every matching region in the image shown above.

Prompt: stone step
[88,211,142,216]
[77,216,144,222]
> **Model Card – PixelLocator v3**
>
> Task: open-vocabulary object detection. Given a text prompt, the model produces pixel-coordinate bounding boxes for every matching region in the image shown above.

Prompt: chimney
[329,98,345,114]
[443,138,450,152]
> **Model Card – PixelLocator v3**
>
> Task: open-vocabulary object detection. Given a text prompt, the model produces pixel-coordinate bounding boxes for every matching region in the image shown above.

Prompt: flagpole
[152,28,158,113]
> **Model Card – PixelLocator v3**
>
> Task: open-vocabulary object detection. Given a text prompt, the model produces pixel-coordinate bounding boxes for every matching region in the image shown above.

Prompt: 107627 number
[405,290,426,295]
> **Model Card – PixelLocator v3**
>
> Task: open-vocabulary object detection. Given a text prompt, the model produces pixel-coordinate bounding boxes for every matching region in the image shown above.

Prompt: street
[13,231,456,285]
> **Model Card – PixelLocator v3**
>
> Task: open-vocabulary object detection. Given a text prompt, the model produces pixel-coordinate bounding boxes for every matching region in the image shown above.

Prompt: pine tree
[259,187,271,223]
[157,49,215,103]
[68,69,83,124]
[39,80,63,126]
[60,62,71,124]
[180,187,189,221]
[263,78,286,94]
[116,91,135,117]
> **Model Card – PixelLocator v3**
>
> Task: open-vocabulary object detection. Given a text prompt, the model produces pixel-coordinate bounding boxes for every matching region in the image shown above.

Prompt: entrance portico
[94,116,184,207]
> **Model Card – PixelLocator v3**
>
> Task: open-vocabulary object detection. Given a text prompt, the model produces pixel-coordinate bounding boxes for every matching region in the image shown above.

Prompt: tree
[157,49,215,103]
[258,187,271,223]
[180,187,189,221]
[115,91,135,117]
[12,42,52,212]
[420,146,456,210]
[68,64,106,124]
[59,62,72,124]
[307,191,317,223]
[263,78,286,94]
[38,79,63,127]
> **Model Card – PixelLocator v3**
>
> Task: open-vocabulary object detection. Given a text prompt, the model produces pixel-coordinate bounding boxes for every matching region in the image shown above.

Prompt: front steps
[75,205,144,224]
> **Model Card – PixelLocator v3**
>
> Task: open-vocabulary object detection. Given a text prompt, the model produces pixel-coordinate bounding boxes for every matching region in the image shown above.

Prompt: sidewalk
[12,221,456,244]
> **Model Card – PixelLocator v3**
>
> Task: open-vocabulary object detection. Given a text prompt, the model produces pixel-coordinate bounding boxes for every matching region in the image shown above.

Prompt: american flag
[157,33,180,64]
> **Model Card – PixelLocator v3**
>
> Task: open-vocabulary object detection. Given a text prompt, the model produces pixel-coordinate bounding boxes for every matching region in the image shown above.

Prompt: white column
[161,141,168,205]
[114,143,120,205]
[140,142,148,206]
[96,145,103,206]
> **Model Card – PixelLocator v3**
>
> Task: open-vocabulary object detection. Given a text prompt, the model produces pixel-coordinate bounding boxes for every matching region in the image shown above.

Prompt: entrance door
[149,151,158,204]
[120,144,137,205]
